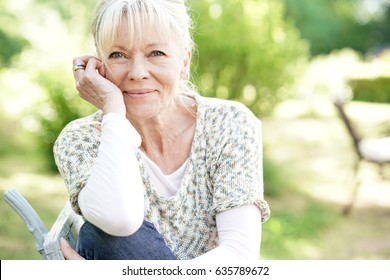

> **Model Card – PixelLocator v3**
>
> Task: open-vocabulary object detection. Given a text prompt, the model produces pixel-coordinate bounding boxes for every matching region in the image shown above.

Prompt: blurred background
[1,0,389,259]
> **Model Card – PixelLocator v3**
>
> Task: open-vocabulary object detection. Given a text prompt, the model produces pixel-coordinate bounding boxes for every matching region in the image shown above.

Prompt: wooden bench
[333,97,390,214]
[3,189,84,260]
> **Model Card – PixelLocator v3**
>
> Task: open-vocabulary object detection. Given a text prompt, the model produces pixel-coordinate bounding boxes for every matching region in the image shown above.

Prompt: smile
[123,90,156,98]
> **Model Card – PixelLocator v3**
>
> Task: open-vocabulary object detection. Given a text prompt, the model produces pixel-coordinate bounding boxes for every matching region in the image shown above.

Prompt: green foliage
[191,0,309,117]
[34,69,95,172]
[0,4,29,68]
[283,0,390,55]
[263,156,295,197]
[348,77,390,103]
[32,0,97,34]
[0,30,29,68]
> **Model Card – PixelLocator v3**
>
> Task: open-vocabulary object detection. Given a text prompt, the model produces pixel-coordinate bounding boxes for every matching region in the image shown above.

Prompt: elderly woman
[54,0,270,260]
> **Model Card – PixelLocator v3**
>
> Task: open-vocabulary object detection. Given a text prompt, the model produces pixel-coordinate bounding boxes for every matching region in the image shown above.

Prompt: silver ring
[74,64,86,71]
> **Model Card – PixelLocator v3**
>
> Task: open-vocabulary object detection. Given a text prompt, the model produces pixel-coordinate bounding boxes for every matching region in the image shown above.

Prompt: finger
[60,238,85,260]
[72,55,98,78]
[96,60,107,78]
[73,55,95,69]
[73,64,86,72]
[84,57,105,75]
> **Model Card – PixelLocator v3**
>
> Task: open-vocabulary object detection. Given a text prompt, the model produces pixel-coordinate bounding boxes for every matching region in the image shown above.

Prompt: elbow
[78,186,145,237]
[82,207,144,237]
[102,214,144,237]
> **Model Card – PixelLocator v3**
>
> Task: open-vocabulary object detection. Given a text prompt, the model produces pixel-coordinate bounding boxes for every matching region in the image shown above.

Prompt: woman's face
[104,21,190,121]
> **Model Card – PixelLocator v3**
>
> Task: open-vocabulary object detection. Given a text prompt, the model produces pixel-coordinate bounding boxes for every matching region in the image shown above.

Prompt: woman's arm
[194,204,262,260]
[68,56,144,236]
[78,113,144,236]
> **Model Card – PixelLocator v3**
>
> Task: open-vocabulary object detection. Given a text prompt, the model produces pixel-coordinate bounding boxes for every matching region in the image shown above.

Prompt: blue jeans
[77,220,177,260]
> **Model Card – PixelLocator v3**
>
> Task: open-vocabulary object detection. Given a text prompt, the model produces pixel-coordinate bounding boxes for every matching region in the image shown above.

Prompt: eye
[149,50,166,57]
[109,52,126,59]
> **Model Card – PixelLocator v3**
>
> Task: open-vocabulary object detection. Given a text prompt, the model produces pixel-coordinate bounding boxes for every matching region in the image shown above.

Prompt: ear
[181,49,192,79]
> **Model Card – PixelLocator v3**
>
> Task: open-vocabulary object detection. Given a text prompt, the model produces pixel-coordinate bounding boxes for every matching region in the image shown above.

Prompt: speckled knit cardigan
[53,92,271,260]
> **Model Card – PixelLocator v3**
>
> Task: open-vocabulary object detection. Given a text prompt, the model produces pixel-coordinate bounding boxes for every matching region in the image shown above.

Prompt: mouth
[123,89,156,98]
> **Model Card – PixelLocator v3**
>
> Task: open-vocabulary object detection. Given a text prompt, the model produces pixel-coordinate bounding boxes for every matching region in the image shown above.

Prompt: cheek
[105,65,127,86]
[157,65,183,86]
[160,73,181,92]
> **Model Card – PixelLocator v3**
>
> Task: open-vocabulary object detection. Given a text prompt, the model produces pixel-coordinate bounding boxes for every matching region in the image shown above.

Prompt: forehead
[112,18,178,50]
[118,19,166,43]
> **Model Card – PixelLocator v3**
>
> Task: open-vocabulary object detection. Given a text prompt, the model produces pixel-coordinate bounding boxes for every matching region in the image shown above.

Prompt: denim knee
[77,220,176,260]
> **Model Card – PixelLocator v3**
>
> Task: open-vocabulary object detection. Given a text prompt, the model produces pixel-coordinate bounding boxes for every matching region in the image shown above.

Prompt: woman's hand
[60,238,85,260]
[73,56,126,116]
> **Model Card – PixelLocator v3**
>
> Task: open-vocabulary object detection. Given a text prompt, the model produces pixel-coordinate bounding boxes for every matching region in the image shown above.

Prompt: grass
[262,195,341,259]
[260,98,390,260]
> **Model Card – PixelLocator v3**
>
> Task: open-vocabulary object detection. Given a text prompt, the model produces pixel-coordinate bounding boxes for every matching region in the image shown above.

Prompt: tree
[282,0,390,55]
[190,0,308,116]
[0,1,29,68]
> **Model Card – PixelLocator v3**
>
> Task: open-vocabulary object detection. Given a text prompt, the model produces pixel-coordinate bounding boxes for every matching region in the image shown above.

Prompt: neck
[130,96,197,174]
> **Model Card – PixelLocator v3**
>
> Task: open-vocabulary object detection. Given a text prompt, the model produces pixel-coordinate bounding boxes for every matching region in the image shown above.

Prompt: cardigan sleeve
[209,104,270,223]
[53,113,103,214]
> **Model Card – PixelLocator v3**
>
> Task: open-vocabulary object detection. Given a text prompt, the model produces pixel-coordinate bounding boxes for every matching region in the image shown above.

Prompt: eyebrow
[146,42,169,48]
[111,41,169,50]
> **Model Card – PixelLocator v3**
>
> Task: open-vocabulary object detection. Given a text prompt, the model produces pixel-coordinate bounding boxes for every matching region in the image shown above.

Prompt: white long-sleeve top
[78,113,143,236]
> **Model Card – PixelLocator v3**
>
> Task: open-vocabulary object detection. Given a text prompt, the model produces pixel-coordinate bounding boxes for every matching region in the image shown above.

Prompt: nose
[127,55,149,81]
